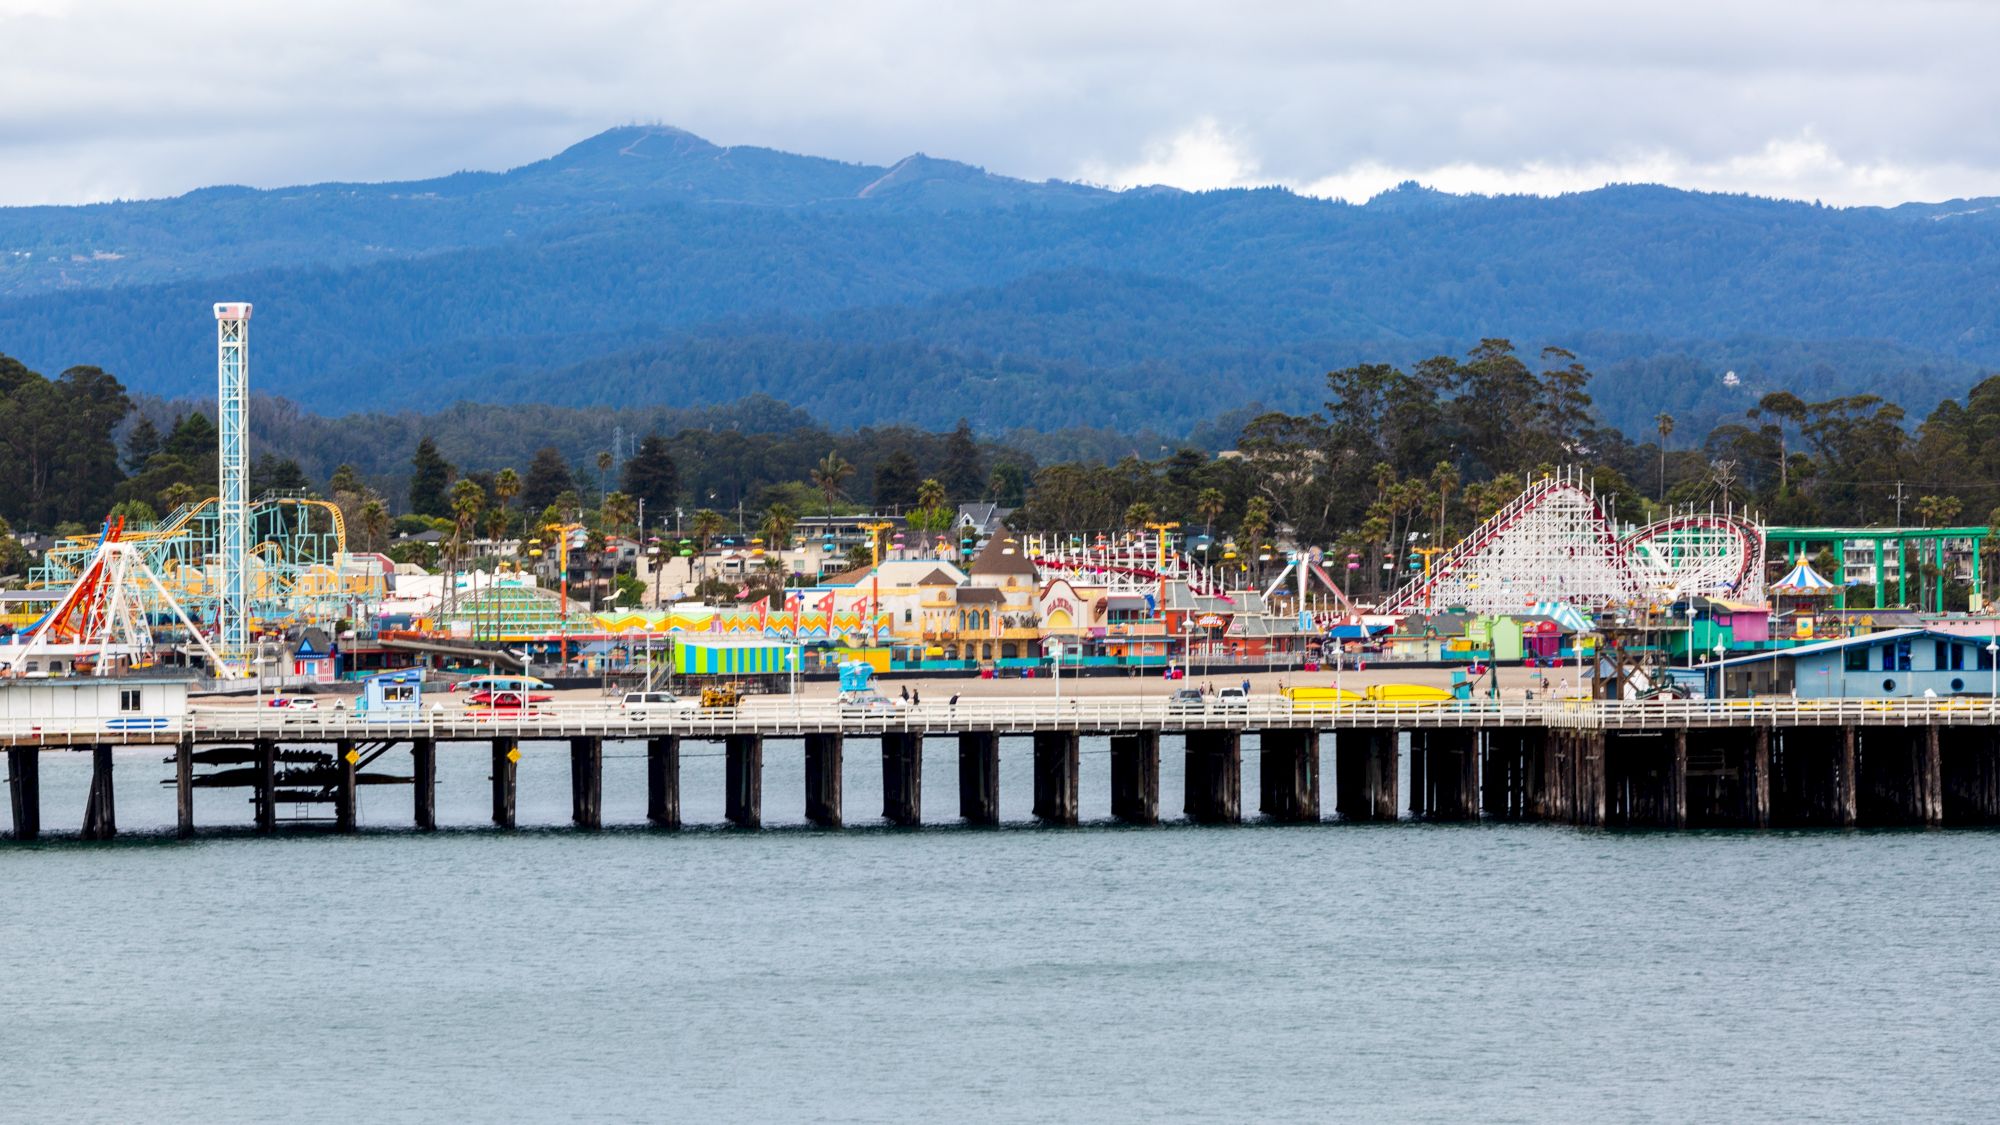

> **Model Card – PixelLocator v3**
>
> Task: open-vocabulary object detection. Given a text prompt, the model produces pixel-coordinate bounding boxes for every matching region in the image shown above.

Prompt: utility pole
[1892,481,1907,525]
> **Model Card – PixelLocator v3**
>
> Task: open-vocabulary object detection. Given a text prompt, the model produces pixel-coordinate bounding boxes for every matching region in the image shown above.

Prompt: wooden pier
[7,698,2000,840]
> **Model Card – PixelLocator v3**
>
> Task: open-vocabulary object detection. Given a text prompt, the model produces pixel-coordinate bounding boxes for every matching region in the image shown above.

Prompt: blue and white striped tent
[1771,560,1838,594]
[1528,601,1593,633]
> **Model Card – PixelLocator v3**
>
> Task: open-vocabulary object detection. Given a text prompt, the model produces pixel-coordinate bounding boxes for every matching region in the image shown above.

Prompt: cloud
[0,0,1996,207]
[1076,118,1262,192]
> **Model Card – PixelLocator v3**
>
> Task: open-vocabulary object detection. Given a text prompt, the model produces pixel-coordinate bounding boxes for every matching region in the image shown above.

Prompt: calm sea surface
[4,737,1997,1123]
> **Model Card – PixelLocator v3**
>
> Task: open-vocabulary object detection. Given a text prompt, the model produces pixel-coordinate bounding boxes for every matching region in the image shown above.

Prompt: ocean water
[4,738,1998,1123]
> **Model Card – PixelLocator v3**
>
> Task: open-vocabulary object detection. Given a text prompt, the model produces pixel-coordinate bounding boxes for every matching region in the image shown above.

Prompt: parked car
[1214,686,1249,711]
[264,696,318,710]
[621,691,695,714]
[839,691,901,716]
[1168,688,1206,712]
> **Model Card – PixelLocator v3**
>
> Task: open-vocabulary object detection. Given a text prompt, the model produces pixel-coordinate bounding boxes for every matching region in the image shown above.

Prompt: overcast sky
[2,0,1995,208]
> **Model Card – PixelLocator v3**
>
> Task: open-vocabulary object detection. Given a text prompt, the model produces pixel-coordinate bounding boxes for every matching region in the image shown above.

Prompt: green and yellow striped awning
[674,640,799,676]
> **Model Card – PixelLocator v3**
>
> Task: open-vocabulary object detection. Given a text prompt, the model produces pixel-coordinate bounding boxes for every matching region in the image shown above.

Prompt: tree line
[8,342,2000,605]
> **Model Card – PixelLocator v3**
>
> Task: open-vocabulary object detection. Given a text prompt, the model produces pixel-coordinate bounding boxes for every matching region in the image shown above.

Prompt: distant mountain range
[1,124,1996,441]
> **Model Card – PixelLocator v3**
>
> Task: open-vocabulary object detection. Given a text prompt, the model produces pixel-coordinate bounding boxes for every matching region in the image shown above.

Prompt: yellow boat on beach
[1283,686,1363,712]
[1364,683,1456,708]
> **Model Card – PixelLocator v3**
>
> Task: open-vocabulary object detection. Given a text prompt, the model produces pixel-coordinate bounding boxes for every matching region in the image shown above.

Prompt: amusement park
[2,304,1998,711]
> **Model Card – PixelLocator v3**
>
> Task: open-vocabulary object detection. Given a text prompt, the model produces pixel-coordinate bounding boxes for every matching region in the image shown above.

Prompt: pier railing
[9,695,2000,745]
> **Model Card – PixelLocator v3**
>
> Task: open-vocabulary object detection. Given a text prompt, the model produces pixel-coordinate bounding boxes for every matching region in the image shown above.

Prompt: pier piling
[958,732,1000,825]
[176,736,194,838]
[6,747,38,841]
[412,739,438,831]
[1032,730,1079,826]
[1857,727,1942,826]
[81,745,116,841]
[334,739,357,833]
[1109,731,1160,825]
[1604,731,1682,828]
[802,733,840,827]
[725,734,762,828]
[1941,727,2000,824]
[647,736,682,828]
[1184,729,1241,824]
[1771,727,1854,827]
[881,732,922,827]
[1411,730,1478,820]
[254,740,276,833]
[1256,728,1318,822]
[1482,729,1537,818]
[568,736,602,830]
[1335,730,1398,821]
[490,738,518,828]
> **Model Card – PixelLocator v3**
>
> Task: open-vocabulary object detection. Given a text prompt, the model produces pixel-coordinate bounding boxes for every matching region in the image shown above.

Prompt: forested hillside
[1,126,1997,443]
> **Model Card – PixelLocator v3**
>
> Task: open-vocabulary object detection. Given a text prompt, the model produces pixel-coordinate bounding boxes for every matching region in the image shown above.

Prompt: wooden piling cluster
[21,714,2000,841]
[1410,730,1479,820]
[1940,727,2000,824]
[957,732,1000,825]
[1032,731,1080,826]
[1333,730,1398,821]
[1109,732,1160,825]
[1257,729,1318,823]
[1183,730,1241,824]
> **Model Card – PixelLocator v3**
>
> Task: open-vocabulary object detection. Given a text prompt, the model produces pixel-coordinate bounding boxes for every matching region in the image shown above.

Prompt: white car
[622,691,696,714]
[264,696,319,710]
[1214,687,1249,711]
[839,692,901,716]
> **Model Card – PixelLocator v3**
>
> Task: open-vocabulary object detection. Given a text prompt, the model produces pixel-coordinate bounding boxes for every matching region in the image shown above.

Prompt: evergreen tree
[162,412,216,461]
[251,454,313,496]
[941,418,984,502]
[873,450,920,510]
[521,446,576,515]
[408,436,454,518]
[620,433,679,514]
[0,515,27,578]
[329,463,362,496]
[123,416,162,472]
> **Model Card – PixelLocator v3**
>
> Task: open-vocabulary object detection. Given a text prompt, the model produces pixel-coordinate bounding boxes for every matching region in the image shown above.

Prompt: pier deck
[6,697,2000,840]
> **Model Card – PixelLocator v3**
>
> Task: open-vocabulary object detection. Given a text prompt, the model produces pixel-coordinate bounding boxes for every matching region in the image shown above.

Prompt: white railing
[6,696,2000,745]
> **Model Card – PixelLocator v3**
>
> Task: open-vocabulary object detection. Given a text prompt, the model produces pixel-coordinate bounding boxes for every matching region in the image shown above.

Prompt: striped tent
[673,638,799,676]
[1771,560,1838,595]
[1529,601,1593,633]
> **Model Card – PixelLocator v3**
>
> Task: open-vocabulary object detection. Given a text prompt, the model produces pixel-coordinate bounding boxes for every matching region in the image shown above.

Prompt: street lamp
[1686,601,1699,669]
[1986,638,1998,709]
[1182,616,1196,684]
[1713,641,1729,701]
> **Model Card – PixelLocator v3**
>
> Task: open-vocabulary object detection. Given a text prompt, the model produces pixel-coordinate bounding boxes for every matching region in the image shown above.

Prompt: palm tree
[585,528,609,608]
[809,450,855,518]
[601,491,636,538]
[448,479,486,616]
[493,467,521,543]
[1240,497,1271,582]
[910,478,950,536]
[1655,412,1675,500]
[159,481,200,516]
[1195,487,1225,534]
[761,502,796,549]
[690,508,727,591]
[596,450,614,504]
[357,499,389,552]
[1124,501,1156,530]
[690,508,727,549]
